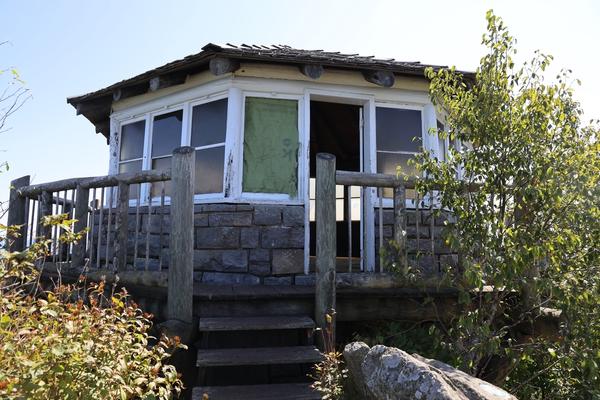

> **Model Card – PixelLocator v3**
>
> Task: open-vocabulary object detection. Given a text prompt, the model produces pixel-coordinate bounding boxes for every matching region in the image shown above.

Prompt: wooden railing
[6,147,196,324]
[314,152,459,345]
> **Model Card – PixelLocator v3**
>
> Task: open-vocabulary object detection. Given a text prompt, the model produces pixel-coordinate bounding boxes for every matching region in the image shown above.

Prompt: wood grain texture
[7,175,30,251]
[192,383,320,400]
[168,147,195,323]
[315,153,336,349]
[199,316,315,332]
[196,346,323,367]
[71,185,89,267]
[393,185,408,269]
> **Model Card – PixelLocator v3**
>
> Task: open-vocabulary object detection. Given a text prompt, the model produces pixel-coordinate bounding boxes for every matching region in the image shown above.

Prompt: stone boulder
[343,342,516,400]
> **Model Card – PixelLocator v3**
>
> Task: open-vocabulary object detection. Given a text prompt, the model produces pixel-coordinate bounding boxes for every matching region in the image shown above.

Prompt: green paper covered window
[242,97,299,196]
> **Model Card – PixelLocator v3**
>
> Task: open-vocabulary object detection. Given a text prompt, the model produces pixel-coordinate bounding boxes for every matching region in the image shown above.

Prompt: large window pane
[120,120,145,161]
[195,147,225,194]
[151,110,182,158]
[376,108,422,152]
[119,160,142,199]
[242,97,299,196]
[377,152,418,177]
[191,99,228,147]
[151,157,172,197]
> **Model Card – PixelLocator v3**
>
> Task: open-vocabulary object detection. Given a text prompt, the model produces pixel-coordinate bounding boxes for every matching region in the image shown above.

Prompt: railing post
[393,184,408,269]
[315,153,336,350]
[38,190,52,240]
[114,182,129,270]
[7,175,30,251]
[168,146,195,324]
[72,184,90,268]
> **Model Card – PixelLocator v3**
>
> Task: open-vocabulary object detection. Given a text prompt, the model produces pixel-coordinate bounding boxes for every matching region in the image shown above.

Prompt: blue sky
[1,0,598,204]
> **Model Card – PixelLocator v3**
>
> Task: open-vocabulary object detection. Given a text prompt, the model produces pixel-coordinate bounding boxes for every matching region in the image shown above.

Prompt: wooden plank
[71,185,90,267]
[315,153,336,350]
[198,316,315,332]
[7,175,30,251]
[192,383,320,400]
[393,184,408,269]
[196,346,323,367]
[168,147,195,323]
[115,182,129,270]
[18,169,171,197]
[362,69,395,87]
[299,64,323,79]
[209,57,240,75]
[38,190,52,240]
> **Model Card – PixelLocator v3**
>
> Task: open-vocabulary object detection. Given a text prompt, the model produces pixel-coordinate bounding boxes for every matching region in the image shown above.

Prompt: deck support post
[72,185,90,268]
[7,175,30,251]
[315,153,337,350]
[393,184,408,269]
[168,146,195,324]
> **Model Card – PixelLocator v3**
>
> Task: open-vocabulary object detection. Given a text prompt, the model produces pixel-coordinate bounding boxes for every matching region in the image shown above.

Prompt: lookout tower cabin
[7,43,477,398]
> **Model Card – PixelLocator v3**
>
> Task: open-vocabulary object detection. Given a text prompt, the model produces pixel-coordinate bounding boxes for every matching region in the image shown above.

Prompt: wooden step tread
[196,346,323,367]
[192,383,320,400]
[199,316,315,332]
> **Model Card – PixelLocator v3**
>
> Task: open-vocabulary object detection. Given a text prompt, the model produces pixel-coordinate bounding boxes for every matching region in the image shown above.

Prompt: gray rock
[261,227,304,249]
[249,249,270,263]
[413,354,516,400]
[249,262,271,276]
[193,249,247,272]
[193,213,209,227]
[264,276,293,285]
[254,206,282,225]
[282,206,305,227]
[241,227,260,248]
[294,274,315,286]
[195,227,239,249]
[202,272,260,285]
[343,342,517,400]
[208,212,253,227]
[272,249,304,275]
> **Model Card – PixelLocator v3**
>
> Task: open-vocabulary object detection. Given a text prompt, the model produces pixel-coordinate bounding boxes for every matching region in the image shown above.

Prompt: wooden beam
[7,175,30,251]
[315,152,337,350]
[209,57,240,76]
[71,184,89,268]
[168,146,195,324]
[18,169,171,198]
[149,72,188,92]
[362,70,396,87]
[299,64,323,79]
[112,84,148,102]
[76,100,111,116]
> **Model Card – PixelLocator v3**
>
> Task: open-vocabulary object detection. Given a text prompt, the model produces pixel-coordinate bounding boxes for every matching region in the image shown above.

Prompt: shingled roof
[67,43,474,140]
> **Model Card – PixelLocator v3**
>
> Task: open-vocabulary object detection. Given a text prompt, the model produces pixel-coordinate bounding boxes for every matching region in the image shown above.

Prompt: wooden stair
[192,383,320,400]
[193,315,322,400]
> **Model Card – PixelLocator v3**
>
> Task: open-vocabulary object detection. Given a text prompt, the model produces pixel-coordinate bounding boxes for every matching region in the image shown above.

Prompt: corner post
[393,184,408,269]
[315,153,336,350]
[72,184,90,268]
[7,175,30,251]
[168,146,195,324]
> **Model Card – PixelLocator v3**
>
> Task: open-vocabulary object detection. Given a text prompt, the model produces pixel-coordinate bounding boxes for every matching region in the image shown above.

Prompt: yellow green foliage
[0,215,184,399]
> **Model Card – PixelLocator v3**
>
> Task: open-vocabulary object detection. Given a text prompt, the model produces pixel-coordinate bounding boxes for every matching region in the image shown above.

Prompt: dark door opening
[309,101,362,269]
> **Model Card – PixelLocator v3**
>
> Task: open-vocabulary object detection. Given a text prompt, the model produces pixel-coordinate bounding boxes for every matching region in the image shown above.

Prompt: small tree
[417,10,600,399]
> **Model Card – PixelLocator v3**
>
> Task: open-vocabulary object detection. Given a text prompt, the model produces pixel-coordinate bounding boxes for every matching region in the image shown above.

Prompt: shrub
[0,215,184,399]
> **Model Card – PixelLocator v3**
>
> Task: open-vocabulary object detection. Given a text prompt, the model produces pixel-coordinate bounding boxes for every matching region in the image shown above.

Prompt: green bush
[404,9,600,399]
[0,215,184,399]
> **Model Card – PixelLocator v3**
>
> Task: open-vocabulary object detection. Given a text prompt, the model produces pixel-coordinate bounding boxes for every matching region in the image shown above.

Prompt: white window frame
[187,93,231,202]
[373,102,434,208]
[239,91,304,204]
